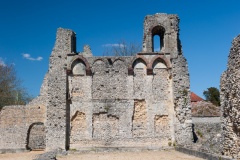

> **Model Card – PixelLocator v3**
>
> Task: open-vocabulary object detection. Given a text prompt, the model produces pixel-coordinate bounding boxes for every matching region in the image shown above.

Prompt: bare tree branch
[103,40,141,56]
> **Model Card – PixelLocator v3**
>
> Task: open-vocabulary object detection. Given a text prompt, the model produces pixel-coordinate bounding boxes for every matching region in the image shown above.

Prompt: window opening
[152,26,165,52]
[153,35,161,52]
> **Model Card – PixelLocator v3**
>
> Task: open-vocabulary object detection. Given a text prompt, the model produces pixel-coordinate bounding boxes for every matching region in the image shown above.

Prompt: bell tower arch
[142,13,181,58]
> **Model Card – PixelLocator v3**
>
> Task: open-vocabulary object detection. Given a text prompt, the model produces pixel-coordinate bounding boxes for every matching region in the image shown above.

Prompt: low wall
[0,98,45,153]
[192,116,222,155]
[176,147,234,160]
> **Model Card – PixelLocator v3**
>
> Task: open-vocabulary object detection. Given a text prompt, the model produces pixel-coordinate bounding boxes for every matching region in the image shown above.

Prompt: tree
[103,40,142,56]
[0,64,32,109]
[203,87,220,106]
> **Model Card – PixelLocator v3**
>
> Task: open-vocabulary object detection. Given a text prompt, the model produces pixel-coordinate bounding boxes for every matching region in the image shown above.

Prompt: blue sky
[0,0,240,98]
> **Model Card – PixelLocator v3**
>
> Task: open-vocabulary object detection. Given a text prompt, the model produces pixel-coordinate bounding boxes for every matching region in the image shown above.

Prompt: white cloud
[0,57,6,66]
[22,53,43,61]
[102,43,125,48]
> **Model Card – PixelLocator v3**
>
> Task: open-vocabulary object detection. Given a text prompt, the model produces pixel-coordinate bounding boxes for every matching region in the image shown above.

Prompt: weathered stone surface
[192,117,222,154]
[0,104,45,151]
[172,54,192,145]
[27,122,45,150]
[46,28,76,150]
[221,35,240,159]
[132,100,147,137]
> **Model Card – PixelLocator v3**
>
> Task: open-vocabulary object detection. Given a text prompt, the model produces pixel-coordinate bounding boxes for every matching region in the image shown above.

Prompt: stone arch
[26,122,45,150]
[113,59,127,73]
[69,55,91,75]
[151,25,165,52]
[132,58,147,76]
[151,57,170,101]
[150,55,171,69]
[92,59,106,75]
[71,59,86,76]
[133,58,147,69]
[113,58,125,65]
[131,56,149,69]
[92,58,108,65]
[128,56,149,75]
[153,59,167,69]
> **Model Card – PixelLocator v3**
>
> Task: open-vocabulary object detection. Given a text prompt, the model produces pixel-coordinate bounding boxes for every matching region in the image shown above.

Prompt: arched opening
[152,58,167,69]
[152,58,167,76]
[153,35,161,52]
[132,58,147,76]
[92,59,105,75]
[26,122,45,150]
[71,59,86,76]
[152,26,165,52]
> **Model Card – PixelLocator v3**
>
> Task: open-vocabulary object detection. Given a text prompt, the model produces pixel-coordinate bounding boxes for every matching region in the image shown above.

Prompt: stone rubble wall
[142,13,192,146]
[47,13,191,150]
[192,117,222,155]
[0,72,47,152]
[172,54,192,145]
[0,104,45,151]
[27,122,45,150]
[190,101,222,156]
[46,28,76,150]
[67,55,175,149]
[221,35,240,159]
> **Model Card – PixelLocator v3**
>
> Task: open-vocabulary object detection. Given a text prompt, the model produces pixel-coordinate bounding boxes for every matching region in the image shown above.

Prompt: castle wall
[220,35,240,159]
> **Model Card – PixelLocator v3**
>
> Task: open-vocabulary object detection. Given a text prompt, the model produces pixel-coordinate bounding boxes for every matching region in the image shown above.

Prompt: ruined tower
[141,13,192,145]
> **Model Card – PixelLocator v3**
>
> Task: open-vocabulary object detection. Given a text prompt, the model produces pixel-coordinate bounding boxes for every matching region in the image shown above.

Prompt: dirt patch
[0,150,204,160]
[57,150,204,160]
[0,151,44,160]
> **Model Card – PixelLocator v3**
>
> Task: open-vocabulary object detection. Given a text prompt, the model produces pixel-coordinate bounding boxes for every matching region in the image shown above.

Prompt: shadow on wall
[192,124,198,143]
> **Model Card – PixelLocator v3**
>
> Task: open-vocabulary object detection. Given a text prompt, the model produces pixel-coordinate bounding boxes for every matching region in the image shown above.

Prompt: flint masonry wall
[0,104,45,152]
[0,75,47,152]
[46,28,76,150]
[0,71,47,152]
[221,35,240,159]
[66,55,174,149]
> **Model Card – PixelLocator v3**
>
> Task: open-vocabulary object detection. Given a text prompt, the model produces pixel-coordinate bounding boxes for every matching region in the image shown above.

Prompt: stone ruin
[0,13,192,153]
[221,35,240,159]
